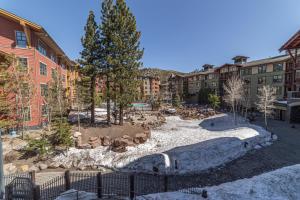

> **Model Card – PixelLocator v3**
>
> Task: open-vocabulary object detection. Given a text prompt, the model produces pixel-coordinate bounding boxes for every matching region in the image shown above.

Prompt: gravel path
[185,118,300,187]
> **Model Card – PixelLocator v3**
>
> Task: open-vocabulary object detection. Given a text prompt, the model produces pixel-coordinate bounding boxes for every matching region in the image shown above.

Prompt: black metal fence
[4,171,206,200]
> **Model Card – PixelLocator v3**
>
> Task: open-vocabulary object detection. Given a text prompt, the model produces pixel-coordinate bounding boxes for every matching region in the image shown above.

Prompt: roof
[232,55,249,60]
[242,55,290,67]
[280,29,300,51]
[0,9,74,65]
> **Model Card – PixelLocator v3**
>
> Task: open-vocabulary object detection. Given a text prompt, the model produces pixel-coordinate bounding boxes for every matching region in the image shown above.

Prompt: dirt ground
[78,123,146,144]
[179,118,300,187]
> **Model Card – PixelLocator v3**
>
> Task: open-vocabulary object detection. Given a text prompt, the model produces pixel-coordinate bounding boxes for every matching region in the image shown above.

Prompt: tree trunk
[90,75,96,124]
[106,76,111,126]
[119,104,124,126]
[265,112,268,130]
[233,102,236,125]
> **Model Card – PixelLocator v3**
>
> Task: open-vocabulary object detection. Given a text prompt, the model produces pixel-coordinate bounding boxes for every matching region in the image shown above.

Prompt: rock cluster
[73,131,151,153]
[176,107,217,120]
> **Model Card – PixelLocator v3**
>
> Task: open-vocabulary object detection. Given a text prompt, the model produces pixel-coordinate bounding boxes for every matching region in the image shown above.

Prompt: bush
[50,118,73,148]
[25,135,51,159]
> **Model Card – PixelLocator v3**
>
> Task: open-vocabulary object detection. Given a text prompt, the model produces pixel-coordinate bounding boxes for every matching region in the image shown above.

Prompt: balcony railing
[287,91,300,99]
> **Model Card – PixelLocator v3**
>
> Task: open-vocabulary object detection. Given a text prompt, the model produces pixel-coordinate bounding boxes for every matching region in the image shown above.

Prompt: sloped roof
[0,8,74,65]
[280,29,300,51]
[242,55,290,67]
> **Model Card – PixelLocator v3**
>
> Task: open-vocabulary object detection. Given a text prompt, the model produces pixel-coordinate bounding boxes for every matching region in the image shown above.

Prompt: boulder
[134,133,148,144]
[48,162,60,169]
[78,143,92,149]
[101,136,111,146]
[89,136,98,142]
[4,163,17,174]
[73,132,82,138]
[29,165,39,172]
[12,138,28,151]
[39,163,48,170]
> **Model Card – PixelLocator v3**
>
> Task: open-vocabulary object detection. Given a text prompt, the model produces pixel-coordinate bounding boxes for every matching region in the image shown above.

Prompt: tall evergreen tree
[101,0,143,125]
[100,0,114,126]
[79,11,101,124]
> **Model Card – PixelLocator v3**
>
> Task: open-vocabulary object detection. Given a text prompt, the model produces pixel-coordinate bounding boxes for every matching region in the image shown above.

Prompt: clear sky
[2,0,300,72]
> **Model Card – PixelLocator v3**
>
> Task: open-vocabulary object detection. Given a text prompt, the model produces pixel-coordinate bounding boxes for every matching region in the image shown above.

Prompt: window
[274,86,282,96]
[273,75,282,83]
[62,75,66,82]
[38,41,47,56]
[51,68,57,79]
[273,63,283,72]
[257,76,266,84]
[16,31,27,48]
[241,68,251,76]
[23,107,31,121]
[41,105,47,116]
[40,62,47,76]
[258,65,267,74]
[21,83,29,97]
[296,70,300,79]
[18,57,28,70]
[61,64,66,70]
[40,84,48,97]
[50,53,57,63]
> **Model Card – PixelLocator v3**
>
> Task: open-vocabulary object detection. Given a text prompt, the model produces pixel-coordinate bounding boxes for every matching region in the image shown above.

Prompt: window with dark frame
[18,57,28,70]
[40,62,47,76]
[38,40,47,56]
[257,76,266,84]
[273,63,283,72]
[258,65,267,74]
[23,107,31,121]
[41,105,48,116]
[40,84,48,97]
[16,31,27,48]
[273,75,282,83]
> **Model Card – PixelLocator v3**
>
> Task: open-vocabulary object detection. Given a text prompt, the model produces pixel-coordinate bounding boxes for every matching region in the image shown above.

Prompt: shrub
[51,118,73,148]
[25,135,51,159]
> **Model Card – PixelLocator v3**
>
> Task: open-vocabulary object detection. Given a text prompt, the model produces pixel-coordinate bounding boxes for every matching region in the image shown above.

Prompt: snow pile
[137,164,300,200]
[55,189,97,200]
[53,114,272,174]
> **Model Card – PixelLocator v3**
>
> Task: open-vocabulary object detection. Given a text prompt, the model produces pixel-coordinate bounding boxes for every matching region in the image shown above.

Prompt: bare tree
[241,82,251,119]
[256,85,276,129]
[223,76,243,125]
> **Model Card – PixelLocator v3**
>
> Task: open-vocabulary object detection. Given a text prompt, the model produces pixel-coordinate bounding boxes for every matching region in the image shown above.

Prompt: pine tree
[101,0,144,125]
[79,11,101,124]
[208,94,220,112]
[100,0,114,126]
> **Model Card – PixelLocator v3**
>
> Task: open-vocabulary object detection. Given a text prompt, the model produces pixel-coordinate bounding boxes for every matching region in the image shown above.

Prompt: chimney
[232,56,249,64]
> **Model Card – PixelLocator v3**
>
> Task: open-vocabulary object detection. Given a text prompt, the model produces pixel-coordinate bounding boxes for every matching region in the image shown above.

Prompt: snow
[54,189,97,200]
[53,114,272,174]
[137,164,300,200]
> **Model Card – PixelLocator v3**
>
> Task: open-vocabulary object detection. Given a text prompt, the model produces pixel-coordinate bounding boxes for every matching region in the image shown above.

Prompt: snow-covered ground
[137,164,300,200]
[53,114,273,174]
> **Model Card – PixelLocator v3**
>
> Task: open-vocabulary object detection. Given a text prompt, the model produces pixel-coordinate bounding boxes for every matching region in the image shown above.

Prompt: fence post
[5,185,11,200]
[129,174,135,200]
[33,185,40,200]
[65,170,71,191]
[97,172,102,198]
[29,171,36,183]
[164,175,168,192]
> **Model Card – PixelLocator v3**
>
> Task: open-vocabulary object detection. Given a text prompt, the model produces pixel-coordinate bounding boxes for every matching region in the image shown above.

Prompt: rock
[39,163,48,170]
[134,133,148,144]
[19,165,29,172]
[29,165,39,172]
[60,160,73,169]
[48,162,60,169]
[89,136,98,142]
[4,163,17,174]
[272,134,278,141]
[111,145,126,153]
[12,138,28,151]
[101,136,111,146]
[73,132,82,138]
[77,164,86,171]
[254,145,262,150]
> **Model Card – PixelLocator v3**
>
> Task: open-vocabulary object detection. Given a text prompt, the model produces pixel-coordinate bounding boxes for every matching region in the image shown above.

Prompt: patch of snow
[53,114,272,174]
[55,189,97,200]
[138,164,300,200]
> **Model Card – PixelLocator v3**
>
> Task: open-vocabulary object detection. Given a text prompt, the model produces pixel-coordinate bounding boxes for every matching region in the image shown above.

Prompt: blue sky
[2,0,300,72]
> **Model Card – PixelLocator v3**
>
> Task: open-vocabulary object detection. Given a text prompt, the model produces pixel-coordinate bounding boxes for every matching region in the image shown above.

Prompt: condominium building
[0,9,77,127]
[139,76,160,100]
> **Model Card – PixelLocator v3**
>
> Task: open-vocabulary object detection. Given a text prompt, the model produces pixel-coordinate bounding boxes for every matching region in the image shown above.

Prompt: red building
[0,8,77,128]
